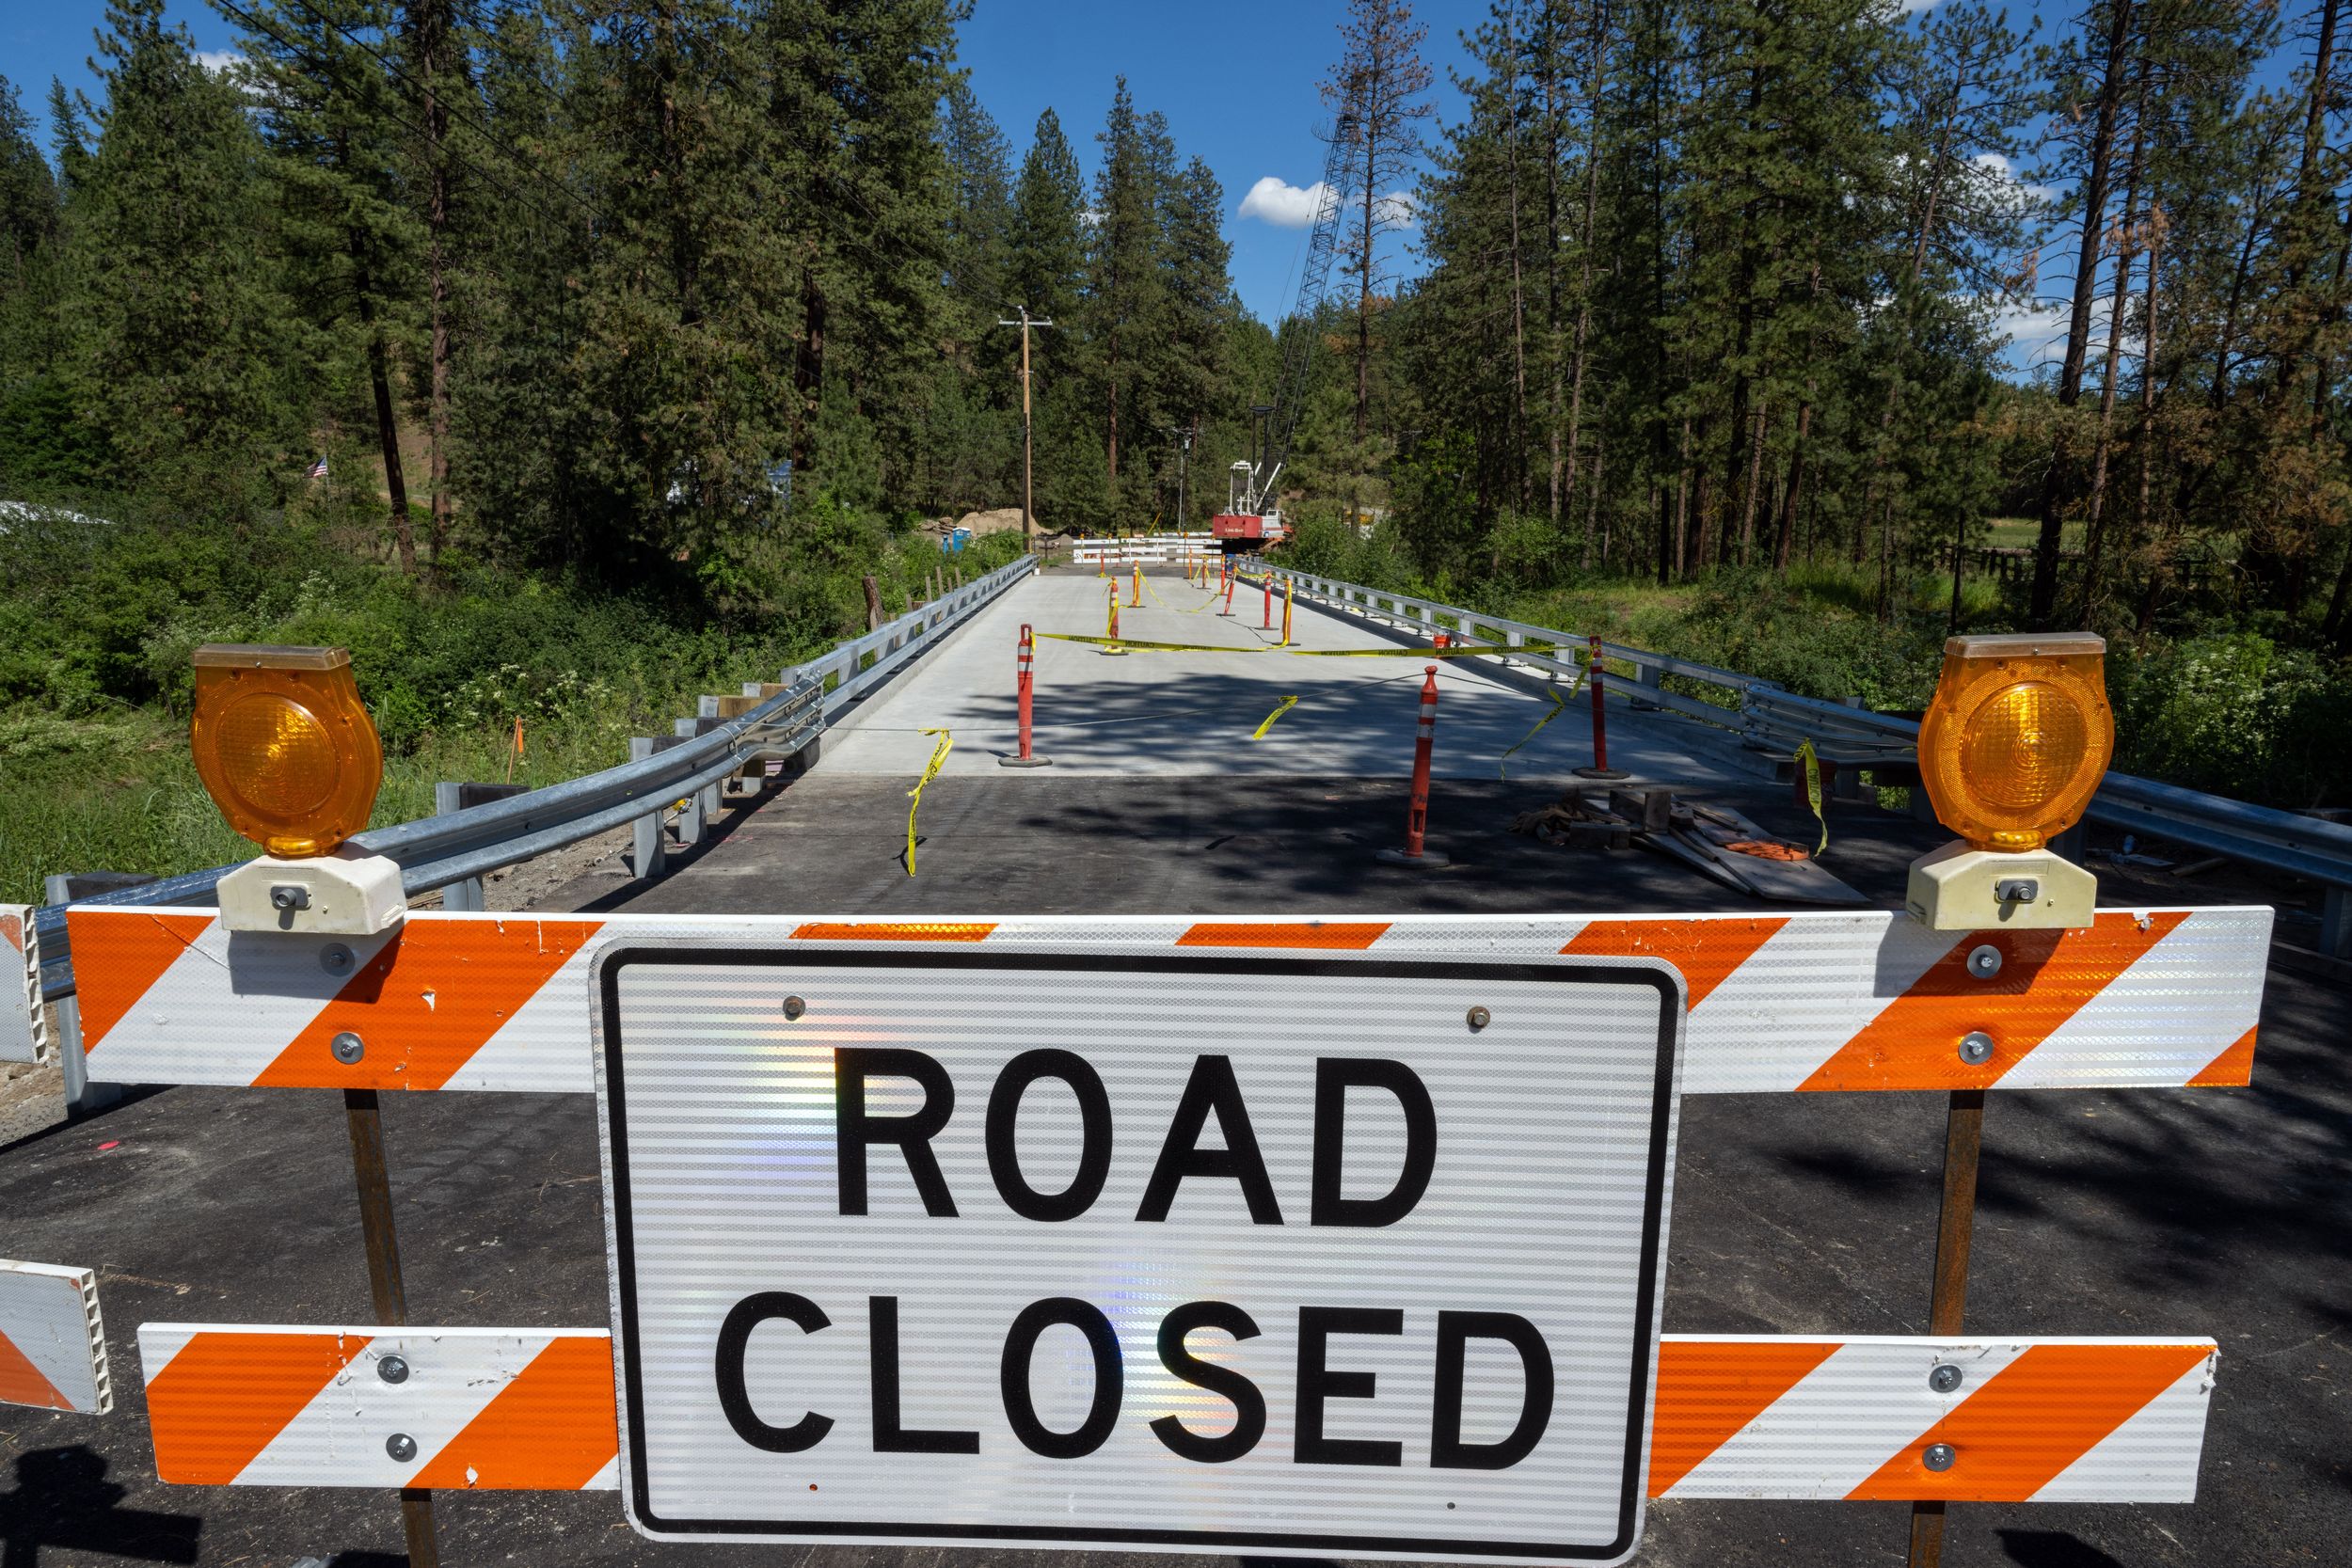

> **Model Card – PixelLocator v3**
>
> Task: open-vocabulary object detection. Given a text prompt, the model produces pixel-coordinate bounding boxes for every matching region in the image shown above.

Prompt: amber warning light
[191,644,383,856]
[1907,632,2111,930]
[196,645,405,938]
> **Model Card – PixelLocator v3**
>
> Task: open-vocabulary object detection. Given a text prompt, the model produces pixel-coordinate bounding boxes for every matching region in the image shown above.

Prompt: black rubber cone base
[1376,847,1451,868]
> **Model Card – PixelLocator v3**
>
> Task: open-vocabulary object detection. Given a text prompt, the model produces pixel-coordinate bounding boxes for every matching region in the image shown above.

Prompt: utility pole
[997,308,1054,552]
[1160,420,1197,534]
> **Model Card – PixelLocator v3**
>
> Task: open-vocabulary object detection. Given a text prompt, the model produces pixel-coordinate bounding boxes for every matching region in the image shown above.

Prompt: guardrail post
[2322,887,2351,959]
[433,784,486,911]
[628,738,667,879]
[670,721,707,848]
[1631,662,1661,711]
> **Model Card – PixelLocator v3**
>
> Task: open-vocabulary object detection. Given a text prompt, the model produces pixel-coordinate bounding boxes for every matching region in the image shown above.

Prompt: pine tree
[68,0,305,509]
[1325,0,1433,442]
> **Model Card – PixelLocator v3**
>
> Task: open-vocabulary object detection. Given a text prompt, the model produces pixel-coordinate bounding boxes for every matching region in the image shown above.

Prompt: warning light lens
[1958,682,2090,812]
[1918,635,2111,852]
[190,645,383,858]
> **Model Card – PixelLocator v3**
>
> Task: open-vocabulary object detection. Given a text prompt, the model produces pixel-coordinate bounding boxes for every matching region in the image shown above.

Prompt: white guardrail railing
[1263,565,2352,936]
[30,553,1038,1005]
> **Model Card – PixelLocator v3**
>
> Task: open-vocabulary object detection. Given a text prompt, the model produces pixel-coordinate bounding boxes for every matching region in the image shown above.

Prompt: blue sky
[0,0,2321,373]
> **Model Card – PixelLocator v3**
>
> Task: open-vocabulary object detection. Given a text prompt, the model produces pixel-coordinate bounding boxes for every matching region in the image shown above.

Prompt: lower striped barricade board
[1,1260,110,1414]
[136,1325,2216,1504]
[65,907,2269,1096]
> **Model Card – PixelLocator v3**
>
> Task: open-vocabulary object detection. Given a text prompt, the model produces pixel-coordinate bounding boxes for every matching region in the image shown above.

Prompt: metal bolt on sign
[377,1354,409,1385]
[1958,1032,1995,1066]
[1466,1006,1491,1032]
[782,995,806,1021]
[386,1433,418,1463]
[1929,1364,1963,1394]
[1967,944,2003,979]
[1922,1443,1957,1472]
[321,943,355,975]
[331,1033,365,1065]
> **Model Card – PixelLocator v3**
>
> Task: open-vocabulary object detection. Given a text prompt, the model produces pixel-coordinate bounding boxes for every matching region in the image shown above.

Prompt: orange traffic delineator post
[1377,664,1449,868]
[1219,562,1236,617]
[1101,583,1127,656]
[999,623,1051,768]
[1575,632,1628,780]
[1130,565,1143,608]
[1263,577,1273,629]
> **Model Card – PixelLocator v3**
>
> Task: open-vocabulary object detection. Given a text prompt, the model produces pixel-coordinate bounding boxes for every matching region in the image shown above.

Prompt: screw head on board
[331,1032,365,1065]
[1929,1364,1963,1394]
[1466,1006,1491,1032]
[783,995,807,1022]
[320,942,355,975]
[1966,944,2003,979]
[1957,1032,1994,1066]
[1923,1442,1957,1472]
[376,1354,409,1385]
[385,1433,418,1463]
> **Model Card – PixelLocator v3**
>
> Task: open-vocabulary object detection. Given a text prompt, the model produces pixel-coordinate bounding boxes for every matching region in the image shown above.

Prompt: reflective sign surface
[595,943,1682,1564]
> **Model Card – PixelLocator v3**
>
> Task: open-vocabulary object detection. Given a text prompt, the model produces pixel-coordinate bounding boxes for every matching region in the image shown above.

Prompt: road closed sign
[592,937,1683,1564]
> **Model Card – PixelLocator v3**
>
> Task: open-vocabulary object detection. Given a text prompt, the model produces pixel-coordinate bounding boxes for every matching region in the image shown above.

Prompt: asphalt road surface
[2,565,2343,1568]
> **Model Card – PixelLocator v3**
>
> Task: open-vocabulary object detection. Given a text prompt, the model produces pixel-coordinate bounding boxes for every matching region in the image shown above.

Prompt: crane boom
[1233,110,1358,524]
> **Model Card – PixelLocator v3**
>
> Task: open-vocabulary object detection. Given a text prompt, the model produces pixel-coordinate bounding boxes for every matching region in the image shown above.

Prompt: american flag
[307,456,328,479]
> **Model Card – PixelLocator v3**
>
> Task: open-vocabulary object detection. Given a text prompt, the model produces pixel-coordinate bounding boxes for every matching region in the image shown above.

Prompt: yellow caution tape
[1032,631,1559,659]
[1499,681,1576,781]
[1796,737,1828,856]
[1034,632,1268,654]
[904,727,953,876]
[1285,641,1559,658]
[1251,695,1299,739]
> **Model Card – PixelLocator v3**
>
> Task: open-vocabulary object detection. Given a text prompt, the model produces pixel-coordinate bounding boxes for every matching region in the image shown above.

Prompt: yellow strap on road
[904,727,953,876]
[1251,695,1299,739]
[1499,682,1576,781]
[1796,737,1829,856]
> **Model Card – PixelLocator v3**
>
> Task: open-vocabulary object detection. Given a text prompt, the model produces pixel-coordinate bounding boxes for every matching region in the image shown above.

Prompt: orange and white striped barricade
[2,904,44,1064]
[1,1259,110,1414]
[64,909,2265,1097]
[139,1325,2215,1505]
[56,905,2269,1562]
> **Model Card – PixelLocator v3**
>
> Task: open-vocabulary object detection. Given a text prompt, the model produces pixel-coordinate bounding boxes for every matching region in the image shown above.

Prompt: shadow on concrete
[0,1448,200,1566]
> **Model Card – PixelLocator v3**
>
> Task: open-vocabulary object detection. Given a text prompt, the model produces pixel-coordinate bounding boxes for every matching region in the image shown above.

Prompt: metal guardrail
[1265,566,2352,905]
[32,553,1037,1001]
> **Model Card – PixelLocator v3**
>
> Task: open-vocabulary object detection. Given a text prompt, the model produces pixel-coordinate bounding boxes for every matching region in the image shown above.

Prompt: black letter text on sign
[596,942,1682,1565]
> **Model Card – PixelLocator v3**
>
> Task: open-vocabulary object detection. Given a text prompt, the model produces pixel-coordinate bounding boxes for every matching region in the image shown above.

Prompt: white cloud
[1374,189,1419,229]
[195,49,240,74]
[1238,176,1331,228]
[1897,0,1944,13]
[1238,178,1418,231]
[1973,150,2058,204]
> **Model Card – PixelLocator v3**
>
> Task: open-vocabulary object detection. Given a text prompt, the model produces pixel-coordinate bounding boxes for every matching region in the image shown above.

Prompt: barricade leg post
[1001,623,1052,767]
[1575,632,1629,780]
[1905,1087,1985,1568]
[1378,665,1448,868]
[343,1087,442,1568]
